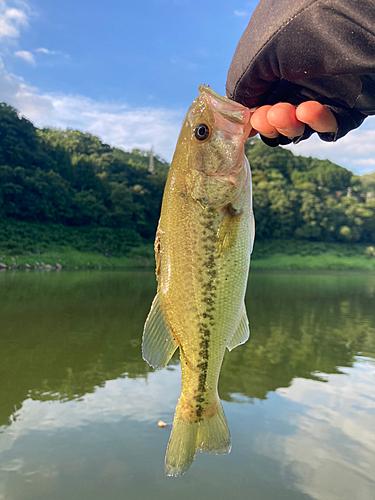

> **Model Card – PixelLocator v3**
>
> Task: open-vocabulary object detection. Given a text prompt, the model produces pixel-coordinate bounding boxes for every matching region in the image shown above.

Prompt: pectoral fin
[216,206,243,255]
[142,293,178,369]
[226,304,250,351]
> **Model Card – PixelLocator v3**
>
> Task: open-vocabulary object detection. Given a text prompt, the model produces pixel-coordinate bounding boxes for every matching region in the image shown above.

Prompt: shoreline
[1,256,374,273]
[1,267,374,275]
[1,240,375,273]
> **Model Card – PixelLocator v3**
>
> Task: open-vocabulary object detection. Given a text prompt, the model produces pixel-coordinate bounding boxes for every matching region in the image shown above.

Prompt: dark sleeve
[226,0,375,145]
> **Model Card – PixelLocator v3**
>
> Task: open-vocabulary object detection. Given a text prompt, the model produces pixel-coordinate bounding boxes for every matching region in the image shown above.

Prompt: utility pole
[148,147,155,174]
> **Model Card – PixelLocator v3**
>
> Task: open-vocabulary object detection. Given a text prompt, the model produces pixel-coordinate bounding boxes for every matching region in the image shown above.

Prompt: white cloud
[33,47,69,63]
[0,366,180,500]
[287,121,375,175]
[0,0,29,40]
[255,358,375,500]
[35,47,65,57]
[35,47,53,54]
[14,49,35,65]
[0,367,180,457]
[234,10,247,17]
[0,68,184,162]
[353,158,375,166]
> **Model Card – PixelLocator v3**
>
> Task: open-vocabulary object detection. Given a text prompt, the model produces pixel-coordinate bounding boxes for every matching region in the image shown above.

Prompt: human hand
[248,101,338,140]
[226,0,371,145]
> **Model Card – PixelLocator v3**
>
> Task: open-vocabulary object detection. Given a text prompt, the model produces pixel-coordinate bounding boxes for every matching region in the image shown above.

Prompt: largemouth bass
[142,85,255,476]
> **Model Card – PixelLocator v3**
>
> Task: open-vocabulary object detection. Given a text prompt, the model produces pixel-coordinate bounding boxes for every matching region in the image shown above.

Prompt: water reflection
[0,270,374,500]
[258,359,375,500]
[221,273,375,401]
[1,271,374,427]
[0,271,156,428]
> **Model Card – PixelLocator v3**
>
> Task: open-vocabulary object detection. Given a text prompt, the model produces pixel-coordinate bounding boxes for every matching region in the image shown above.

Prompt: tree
[0,105,374,247]
[0,103,55,171]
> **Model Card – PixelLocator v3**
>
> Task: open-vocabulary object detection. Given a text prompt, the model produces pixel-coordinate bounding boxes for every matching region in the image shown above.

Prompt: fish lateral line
[179,345,195,371]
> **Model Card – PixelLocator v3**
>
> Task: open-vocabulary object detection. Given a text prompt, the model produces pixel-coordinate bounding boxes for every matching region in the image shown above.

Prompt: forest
[0,102,374,258]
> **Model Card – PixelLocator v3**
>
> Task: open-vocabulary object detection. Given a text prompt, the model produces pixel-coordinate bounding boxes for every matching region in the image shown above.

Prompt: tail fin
[165,398,231,477]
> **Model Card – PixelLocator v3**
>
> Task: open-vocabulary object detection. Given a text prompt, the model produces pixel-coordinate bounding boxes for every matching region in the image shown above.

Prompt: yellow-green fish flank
[142,85,255,476]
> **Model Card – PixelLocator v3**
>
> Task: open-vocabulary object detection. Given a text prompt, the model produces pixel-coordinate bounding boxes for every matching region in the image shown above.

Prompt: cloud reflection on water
[0,358,374,500]
[254,358,375,500]
[0,271,374,499]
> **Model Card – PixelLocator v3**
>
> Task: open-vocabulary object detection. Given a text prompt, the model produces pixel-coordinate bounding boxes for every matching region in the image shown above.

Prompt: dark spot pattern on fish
[195,406,203,418]
[197,360,208,370]
[193,210,222,419]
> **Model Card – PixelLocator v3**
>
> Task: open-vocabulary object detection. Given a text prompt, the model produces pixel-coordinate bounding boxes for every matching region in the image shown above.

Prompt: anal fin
[250,209,255,254]
[226,303,250,351]
[142,293,178,369]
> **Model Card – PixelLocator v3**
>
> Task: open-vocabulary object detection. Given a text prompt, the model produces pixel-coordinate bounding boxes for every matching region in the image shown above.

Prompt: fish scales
[142,85,255,476]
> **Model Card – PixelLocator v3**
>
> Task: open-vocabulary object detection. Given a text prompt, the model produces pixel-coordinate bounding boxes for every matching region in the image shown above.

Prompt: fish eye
[194,123,211,141]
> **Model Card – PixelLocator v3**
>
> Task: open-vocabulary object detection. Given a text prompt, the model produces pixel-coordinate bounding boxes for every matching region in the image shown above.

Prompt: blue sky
[1,0,375,175]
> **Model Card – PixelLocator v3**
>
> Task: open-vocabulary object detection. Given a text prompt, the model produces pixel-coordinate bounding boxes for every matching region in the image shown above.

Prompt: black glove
[226,0,375,146]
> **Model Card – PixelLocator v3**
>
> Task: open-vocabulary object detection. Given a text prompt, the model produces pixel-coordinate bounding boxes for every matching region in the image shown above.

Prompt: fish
[142,85,255,476]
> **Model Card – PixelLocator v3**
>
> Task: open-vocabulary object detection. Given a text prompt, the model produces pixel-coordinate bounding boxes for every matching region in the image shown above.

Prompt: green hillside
[361,171,375,192]
[245,139,375,242]
[0,102,374,269]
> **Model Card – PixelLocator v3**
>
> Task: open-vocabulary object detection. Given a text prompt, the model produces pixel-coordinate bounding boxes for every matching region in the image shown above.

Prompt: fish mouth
[198,84,251,128]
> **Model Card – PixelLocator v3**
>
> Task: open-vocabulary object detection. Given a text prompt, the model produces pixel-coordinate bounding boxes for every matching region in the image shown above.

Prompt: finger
[250,106,279,138]
[296,101,338,133]
[267,103,305,138]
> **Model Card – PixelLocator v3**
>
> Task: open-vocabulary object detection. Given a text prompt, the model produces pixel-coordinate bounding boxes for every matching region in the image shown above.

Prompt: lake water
[0,269,374,500]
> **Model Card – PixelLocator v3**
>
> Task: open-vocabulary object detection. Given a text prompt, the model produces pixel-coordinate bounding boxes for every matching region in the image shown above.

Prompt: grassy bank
[0,249,146,270]
[251,239,375,271]
[0,244,156,270]
[0,235,374,271]
[251,253,375,271]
